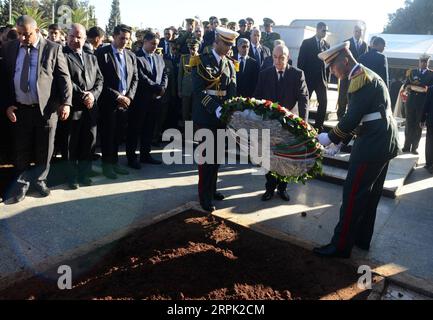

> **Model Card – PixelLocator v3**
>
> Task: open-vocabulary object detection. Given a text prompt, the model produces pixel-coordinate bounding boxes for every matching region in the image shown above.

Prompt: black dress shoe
[128,160,142,170]
[402,147,410,153]
[141,156,162,165]
[113,165,129,175]
[92,153,101,161]
[78,177,93,187]
[261,191,274,202]
[200,202,216,212]
[214,192,225,201]
[313,244,351,259]
[411,150,419,155]
[11,186,29,204]
[68,181,80,190]
[34,181,51,197]
[277,190,291,202]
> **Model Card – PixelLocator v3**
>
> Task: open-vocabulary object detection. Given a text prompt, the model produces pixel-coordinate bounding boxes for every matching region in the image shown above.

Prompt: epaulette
[155,48,163,55]
[348,66,374,94]
[189,54,201,67]
[226,55,240,72]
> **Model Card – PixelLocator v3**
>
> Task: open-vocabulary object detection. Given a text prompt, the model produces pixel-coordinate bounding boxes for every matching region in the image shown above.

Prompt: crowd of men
[0,14,432,259]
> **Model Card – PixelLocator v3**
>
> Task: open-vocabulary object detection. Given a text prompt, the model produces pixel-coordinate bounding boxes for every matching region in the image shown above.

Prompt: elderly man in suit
[249,29,271,69]
[63,24,104,190]
[235,38,259,97]
[1,15,72,204]
[359,37,389,87]
[96,24,138,180]
[337,25,369,120]
[126,30,168,170]
[255,45,310,202]
[298,22,330,131]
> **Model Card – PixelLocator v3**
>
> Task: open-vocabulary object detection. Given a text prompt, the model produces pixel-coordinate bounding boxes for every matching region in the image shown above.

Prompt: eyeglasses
[241,45,249,49]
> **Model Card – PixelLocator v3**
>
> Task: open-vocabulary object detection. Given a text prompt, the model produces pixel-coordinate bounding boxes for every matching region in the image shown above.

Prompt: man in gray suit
[1,15,73,204]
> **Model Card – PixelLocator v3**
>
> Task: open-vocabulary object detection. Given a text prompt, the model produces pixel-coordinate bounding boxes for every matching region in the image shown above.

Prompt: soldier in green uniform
[402,54,433,154]
[191,27,239,212]
[261,18,281,52]
[178,38,201,127]
[314,42,400,258]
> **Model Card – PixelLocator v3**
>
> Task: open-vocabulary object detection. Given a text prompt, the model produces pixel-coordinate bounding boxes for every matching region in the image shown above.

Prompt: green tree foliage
[0,0,28,25]
[13,5,50,28]
[106,0,121,36]
[384,0,433,34]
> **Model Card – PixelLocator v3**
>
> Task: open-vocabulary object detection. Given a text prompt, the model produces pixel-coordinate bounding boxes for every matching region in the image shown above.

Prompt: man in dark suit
[297,22,330,131]
[1,15,73,204]
[254,45,310,202]
[422,86,433,174]
[126,30,168,169]
[63,24,104,189]
[235,38,259,97]
[84,26,106,55]
[337,25,369,120]
[359,37,389,87]
[249,28,271,68]
[96,24,138,179]
[158,28,174,57]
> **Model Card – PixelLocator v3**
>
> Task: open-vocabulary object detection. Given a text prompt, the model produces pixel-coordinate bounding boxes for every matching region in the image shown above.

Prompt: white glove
[325,143,343,157]
[318,133,332,147]
[215,106,222,119]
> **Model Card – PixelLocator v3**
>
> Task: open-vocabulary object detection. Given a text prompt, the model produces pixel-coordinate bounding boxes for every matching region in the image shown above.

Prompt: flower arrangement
[221,97,323,184]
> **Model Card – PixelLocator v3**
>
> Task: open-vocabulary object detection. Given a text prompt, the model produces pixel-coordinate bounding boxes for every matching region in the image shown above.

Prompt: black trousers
[331,161,389,253]
[426,123,433,167]
[100,107,128,165]
[337,78,350,120]
[265,173,287,193]
[197,127,223,205]
[126,104,158,162]
[404,94,426,151]
[11,106,57,188]
[308,80,328,129]
[67,112,97,180]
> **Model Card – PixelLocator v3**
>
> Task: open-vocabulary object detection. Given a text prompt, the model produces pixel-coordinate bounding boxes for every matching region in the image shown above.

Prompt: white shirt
[212,48,223,65]
[14,36,41,105]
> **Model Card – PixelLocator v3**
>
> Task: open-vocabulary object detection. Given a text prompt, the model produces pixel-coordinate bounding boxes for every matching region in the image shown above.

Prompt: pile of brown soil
[0,210,376,300]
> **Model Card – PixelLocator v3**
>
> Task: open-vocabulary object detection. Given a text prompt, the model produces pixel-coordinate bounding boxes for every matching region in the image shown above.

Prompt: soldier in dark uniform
[314,42,400,258]
[237,19,250,43]
[422,85,433,174]
[191,27,239,212]
[403,54,433,154]
[261,18,281,52]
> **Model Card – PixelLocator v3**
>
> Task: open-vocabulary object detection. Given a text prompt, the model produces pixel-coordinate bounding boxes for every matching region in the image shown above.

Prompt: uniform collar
[349,63,362,80]
[212,48,223,65]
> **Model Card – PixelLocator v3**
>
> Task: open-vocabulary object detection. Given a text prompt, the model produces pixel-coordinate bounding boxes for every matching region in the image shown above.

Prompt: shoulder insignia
[189,55,201,67]
[226,55,240,72]
[348,66,374,94]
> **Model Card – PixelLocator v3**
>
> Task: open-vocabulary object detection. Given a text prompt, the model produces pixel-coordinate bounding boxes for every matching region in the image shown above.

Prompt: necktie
[116,52,127,93]
[20,46,31,93]
[277,71,284,102]
[278,71,284,81]
[255,46,261,65]
[240,57,245,73]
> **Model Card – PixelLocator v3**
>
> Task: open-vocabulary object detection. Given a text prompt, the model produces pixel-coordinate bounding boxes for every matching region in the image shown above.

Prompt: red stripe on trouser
[198,164,203,198]
[338,164,368,251]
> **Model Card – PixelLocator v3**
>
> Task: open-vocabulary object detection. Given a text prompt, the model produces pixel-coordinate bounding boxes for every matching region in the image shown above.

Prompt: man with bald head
[0,15,72,204]
[63,24,104,189]
[254,44,310,202]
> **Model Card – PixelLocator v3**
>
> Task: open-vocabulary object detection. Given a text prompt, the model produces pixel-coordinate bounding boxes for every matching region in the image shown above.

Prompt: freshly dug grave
[0,210,376,300]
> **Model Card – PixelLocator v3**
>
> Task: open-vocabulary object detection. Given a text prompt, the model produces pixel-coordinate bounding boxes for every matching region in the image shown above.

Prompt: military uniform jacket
[261,32,281,52]
[329,65,399,163]
[178,54,194,97]
[191,51,237,128]
[404,68,433,109]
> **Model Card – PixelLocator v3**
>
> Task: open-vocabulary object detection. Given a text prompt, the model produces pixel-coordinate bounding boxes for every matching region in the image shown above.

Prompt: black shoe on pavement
[200,202,216,213]
[214,193,225,201]
[277,190,291,202]
[313,244,351,259]
[34,181,51,197]
[78,177,93,187]
[261,191,274,202]
[103,166,118,180]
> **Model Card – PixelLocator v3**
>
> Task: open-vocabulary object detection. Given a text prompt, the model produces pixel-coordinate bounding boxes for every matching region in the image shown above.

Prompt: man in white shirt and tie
[249,29,271,68]
[236,38,259,97]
